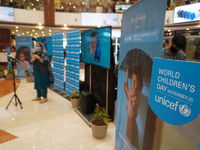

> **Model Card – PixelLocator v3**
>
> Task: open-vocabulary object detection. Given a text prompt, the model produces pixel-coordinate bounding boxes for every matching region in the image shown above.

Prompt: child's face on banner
[20,53,25,62]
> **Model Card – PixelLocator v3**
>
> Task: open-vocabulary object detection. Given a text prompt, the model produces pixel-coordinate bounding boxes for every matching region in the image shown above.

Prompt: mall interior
[0,0,200,150]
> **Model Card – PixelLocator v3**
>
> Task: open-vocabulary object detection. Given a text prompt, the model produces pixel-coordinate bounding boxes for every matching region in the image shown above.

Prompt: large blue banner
[16,36,32,78]
[52,32,64,91]
[65,29,81,95]
[115,0,167,150]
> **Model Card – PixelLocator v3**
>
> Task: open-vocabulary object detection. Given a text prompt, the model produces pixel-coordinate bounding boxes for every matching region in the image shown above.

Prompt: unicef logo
[179,104,191,117]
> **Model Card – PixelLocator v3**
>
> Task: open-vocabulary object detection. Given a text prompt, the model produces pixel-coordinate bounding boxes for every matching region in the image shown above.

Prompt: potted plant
[70,90,81,108]
[6,69,14,80]
[0,65,5,78]
[24,70,33,82]
[91,106,109,139]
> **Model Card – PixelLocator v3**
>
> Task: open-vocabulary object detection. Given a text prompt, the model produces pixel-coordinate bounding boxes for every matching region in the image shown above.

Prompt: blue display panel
[81,26,111,69]
[52,32,64,91]
[65,29,81,95]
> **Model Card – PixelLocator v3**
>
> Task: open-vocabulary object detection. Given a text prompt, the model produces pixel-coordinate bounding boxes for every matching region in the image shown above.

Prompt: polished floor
[0,79,116,150]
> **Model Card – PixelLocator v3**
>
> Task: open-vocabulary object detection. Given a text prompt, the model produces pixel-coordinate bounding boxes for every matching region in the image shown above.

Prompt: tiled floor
[0,79,116,150]
[0,78,21,98]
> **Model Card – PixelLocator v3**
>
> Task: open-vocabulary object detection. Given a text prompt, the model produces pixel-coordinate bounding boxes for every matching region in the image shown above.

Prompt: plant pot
[6,74,13,80]
[0,71,4,78]
[26,76,33,82]
[71,98,81,108]
[91,120,108,139]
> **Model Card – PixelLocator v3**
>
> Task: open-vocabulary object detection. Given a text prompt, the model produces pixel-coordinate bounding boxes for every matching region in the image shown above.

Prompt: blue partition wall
[65,29,81,95]
[52,32,65,91]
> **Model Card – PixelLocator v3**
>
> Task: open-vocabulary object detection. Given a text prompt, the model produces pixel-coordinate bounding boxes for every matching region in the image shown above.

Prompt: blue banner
[6,47,11,70]
[36,37,52,56]
[52,32,64,91]
[16,36,32,78]
[65,29,81,95]
[115,0,167,150]
[149,58,200,125]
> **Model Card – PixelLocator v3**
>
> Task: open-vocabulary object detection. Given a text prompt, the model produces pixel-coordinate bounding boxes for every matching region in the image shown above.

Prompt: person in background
[162,35,186,60]
[30,42,50,103]
[163,39,169,48]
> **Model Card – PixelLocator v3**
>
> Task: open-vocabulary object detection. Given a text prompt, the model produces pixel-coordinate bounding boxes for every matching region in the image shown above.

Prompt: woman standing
[31,42,50,103]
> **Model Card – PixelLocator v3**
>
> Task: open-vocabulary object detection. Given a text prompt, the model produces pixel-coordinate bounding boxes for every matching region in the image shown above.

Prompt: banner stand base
[74,106,94,127]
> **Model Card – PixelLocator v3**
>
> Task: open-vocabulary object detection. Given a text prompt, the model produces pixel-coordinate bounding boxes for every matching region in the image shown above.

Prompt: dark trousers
[37,88,47,98]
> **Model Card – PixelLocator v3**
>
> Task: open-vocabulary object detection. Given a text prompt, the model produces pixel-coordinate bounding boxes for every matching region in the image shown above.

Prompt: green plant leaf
[103,117,108,124]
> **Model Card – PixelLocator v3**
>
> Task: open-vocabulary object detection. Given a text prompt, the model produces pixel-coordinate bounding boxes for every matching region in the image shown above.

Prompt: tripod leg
[6,95,15,109]
[15,95,23,109]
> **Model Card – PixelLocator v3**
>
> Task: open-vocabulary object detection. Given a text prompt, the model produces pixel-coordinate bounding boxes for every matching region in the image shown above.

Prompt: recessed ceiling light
[49,30,52,32]
[16,30,18,32]
[22,33,24,35]
[186,28,189,31]
[15,26,18,29]
[38,23,42,25]
[12,31,15,34]
[26,31,29,34]
[64,24,67,27]
[32,30,35,32]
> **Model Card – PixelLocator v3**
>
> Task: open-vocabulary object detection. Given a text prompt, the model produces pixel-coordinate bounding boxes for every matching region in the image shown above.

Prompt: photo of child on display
[17,53,30,70]
[120,49,153,150]
[124,66,143,149]
[87,32,101,63]
[16,46,31,70]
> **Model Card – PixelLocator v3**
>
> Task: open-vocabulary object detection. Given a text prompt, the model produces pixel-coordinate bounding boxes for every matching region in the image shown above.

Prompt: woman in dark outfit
[31,42,50,103]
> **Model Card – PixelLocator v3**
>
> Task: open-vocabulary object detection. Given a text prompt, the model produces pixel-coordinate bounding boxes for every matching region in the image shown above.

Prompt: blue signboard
[6,47,11,70]
[115,0,167,150]
[65,29,81,95]
[52,32,64,91]
[149,58,200,125]
[16,36,32,78]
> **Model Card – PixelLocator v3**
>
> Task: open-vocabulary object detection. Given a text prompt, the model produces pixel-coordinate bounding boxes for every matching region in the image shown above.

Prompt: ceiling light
[38,23,42,25]
[49,33,51,35]
[33,8,36,11]
[35,33,38,35]
[12,31,15,34]
[16,30,18,32]
[15,26,18,29]
[97,25,101,28]
[64,24,67,27]
[26,31,29,34]
[32,30,35,32]
[30,34,32,36]
[168,29,171,32]
[41,31,44,33]
[49,30,52,32]
[186,28,189,31]
[22,33,24,35]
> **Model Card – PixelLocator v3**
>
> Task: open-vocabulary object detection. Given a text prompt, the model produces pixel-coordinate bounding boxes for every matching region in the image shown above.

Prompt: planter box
[26,76,33,82]
[6,74,13,80]
[0,71,4,78]
[71,98,81,108]
[91,121,108,139]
